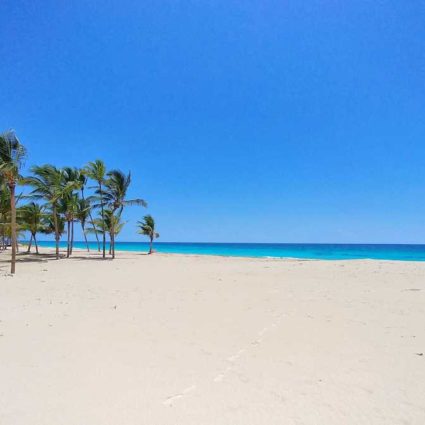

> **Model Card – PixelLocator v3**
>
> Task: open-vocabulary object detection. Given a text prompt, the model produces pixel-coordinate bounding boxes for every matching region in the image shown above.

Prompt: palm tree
[101,209,126,254]
[78,171,100,251]
[137,215,159,254]
[76,198,91,251]
[85,210,125,255]
[61,167,84,256]
[40,212,65,242]
[0,130,26,273]
[18,202,44,254]
[58,192,79,257]
[83,160,107,259]
[25,165,76,259]
[103,169,147,258]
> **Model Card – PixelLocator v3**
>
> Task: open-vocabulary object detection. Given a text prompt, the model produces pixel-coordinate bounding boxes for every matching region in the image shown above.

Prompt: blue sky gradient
[1,1,424,243]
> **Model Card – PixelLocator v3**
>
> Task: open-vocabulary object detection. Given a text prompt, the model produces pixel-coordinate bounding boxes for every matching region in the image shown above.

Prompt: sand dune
[1,250,424,424]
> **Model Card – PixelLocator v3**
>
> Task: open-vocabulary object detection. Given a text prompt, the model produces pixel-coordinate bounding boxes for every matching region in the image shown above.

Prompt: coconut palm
[25,165,76,259]
[137,215,159,254]
[40,212,65,241]
[102,169,147,258]
[83,160,107,258]
[18,202,44,254]
[103,209,126,254]
[85,209,125,255]
[58,192,79,257]
[62,167,84,256]
[78,171,100,251]
[0,130,27,273]
[76,198,91,251]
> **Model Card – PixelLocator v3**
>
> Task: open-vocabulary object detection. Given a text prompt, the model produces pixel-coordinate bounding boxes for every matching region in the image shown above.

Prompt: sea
[35,241,425,261]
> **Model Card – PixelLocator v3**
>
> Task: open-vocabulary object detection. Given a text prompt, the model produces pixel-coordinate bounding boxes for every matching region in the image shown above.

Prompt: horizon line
[32,240,425,246]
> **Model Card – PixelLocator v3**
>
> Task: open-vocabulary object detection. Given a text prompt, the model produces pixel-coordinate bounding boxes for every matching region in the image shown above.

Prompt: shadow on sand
[0,250,150,272]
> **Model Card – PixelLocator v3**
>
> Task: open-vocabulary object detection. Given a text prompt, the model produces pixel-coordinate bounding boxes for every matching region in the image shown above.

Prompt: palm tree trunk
[27,234,33,253]
[149,236,153,254]
[111,210,116,259]
[9,183,16,274]
[99,182,106,259]
[53,205,60,260]
[111,232,115,258]
[34,233,39,254]
[70,219,74,255]
[66,220,71,258]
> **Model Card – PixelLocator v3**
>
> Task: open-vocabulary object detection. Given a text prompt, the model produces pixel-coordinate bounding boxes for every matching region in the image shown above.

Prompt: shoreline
[14,243,425,263]
[9,245,425,264]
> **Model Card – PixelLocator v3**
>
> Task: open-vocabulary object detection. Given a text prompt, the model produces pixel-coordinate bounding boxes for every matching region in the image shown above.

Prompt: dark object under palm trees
[137,215,159,254]
[0,130,27,273]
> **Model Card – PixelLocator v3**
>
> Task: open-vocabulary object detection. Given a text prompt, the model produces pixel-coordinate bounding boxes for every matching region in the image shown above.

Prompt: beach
[1,250,424,424]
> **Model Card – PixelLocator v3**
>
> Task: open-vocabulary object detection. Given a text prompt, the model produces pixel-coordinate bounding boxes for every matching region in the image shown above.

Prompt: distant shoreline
[17,241,425,262]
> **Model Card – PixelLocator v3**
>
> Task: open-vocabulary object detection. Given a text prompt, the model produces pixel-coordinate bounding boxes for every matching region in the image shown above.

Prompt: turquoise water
[35,241,425,261]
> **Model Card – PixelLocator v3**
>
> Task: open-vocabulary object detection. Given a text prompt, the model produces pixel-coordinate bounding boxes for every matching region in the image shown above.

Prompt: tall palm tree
[137,215,159,254]
[18,202,44,254]
[78,171,100,251]
[62,167,84,256]
[103,169,147,258]
[0,130,26,273]
[83,160,107,259]
[25,165,76,259]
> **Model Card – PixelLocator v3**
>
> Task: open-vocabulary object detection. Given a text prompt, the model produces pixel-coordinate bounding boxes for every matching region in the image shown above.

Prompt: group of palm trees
[0,130,160,274]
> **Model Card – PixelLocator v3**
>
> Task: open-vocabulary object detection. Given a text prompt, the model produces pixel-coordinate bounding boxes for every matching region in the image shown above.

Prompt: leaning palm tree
[83,160,107,258]
[103,170,147,258]
[137,215,159,254]
[25,165,76,259]
[18,202,44,254]
[0,130,26,273]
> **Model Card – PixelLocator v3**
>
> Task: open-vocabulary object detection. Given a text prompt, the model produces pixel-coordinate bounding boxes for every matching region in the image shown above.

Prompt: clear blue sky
[1,1,424,243]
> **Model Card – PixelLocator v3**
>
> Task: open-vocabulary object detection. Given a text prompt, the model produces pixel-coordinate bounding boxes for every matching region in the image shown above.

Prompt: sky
[1,0,424,243]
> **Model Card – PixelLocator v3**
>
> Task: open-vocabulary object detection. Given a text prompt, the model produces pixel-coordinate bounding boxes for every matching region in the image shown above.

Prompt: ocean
[35,241,425,261]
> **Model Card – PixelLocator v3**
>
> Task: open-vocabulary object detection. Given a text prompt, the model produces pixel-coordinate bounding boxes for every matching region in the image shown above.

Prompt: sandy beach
[0,250,424,424]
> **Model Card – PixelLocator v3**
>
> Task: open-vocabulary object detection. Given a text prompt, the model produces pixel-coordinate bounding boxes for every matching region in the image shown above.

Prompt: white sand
[1,249,424,424]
